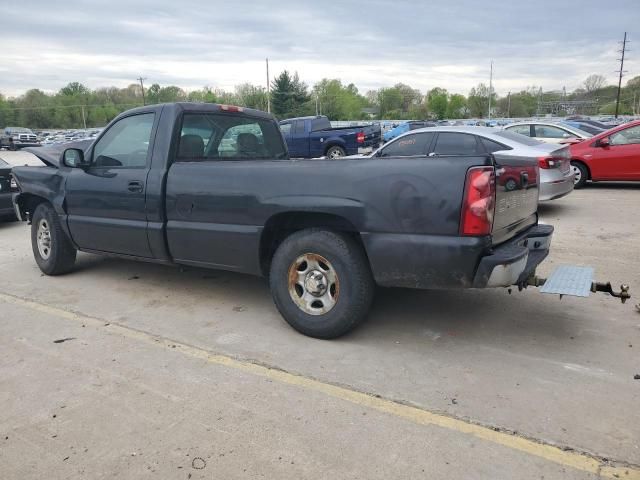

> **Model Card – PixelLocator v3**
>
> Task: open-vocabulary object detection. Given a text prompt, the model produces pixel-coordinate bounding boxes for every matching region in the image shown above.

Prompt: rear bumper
[472,224,553,288]
[361,224,553,290]
[540,172,574,201]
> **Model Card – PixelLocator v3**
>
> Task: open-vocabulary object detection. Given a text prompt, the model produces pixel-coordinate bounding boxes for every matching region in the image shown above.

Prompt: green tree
[467,83,495,118]
[234,83,268,110]
[312,79,368,120]
[378,87,404,119]
[271,70,311,119]
[446,94,466,118]
[427,87,448,119]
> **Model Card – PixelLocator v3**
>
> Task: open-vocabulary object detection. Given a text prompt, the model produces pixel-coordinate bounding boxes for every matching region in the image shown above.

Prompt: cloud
[2,0,639,97]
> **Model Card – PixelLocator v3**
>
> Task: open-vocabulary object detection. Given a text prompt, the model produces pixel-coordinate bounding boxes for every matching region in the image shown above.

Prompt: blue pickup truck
[279,116,381,158]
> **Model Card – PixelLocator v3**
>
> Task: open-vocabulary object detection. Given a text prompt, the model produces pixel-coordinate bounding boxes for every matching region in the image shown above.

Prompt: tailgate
[491,152,539,245]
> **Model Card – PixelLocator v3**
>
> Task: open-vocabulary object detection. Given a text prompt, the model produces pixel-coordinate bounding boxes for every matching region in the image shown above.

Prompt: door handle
[128,181,144,193]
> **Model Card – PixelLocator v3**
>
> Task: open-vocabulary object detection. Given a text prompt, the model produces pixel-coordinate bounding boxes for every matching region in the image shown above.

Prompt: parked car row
[499,119,640,188]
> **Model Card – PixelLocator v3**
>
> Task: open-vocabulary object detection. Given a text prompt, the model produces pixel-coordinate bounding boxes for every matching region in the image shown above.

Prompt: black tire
[326,145,346,159]
[31,202,77,275]
[570,161,589,189]
[269,228,375,339]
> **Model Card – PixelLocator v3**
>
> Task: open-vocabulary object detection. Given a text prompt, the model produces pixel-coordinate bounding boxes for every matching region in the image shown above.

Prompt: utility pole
[81,105,87,129]
[615,32,628,118]
[137,77,147,106]
[506,91,511,118]
[488,60,493,119]
[266,58,271,113]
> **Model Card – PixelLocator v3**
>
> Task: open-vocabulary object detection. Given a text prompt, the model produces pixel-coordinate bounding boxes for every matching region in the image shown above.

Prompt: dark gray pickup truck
[10,102,629,338]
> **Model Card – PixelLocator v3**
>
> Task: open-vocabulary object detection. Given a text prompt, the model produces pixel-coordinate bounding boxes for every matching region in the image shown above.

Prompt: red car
[569,119,640,188]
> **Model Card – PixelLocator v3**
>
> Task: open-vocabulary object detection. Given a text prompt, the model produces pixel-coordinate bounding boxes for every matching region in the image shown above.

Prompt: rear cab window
[176,113,287,161]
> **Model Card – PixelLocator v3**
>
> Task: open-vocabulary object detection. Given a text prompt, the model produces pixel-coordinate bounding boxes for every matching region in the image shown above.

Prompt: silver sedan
[369,126,574,202]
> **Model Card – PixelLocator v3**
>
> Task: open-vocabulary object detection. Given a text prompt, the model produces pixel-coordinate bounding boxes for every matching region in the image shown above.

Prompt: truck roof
[279,116,326,123]
[120,102,277,121]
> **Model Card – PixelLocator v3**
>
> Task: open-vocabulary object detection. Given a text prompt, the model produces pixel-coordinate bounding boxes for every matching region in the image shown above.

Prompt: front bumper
[0,192,15,217]
[473,224,553,288]
[540,172,574,201]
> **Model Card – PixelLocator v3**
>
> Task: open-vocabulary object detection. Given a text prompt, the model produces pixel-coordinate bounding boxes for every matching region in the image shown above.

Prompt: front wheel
[31,203,77,275]
[269,229,375,339]
[326,146,346,159]
[570,161,589,189]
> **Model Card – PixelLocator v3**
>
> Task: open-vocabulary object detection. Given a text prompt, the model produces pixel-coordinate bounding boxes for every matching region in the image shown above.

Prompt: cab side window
[481,137,509,153]
[432,133,483,155]
[93,113,155,168]
[176,113,287,161]
[534,125,570,138]
[507,125,532,137]
[292,121,306,134]
[379,133,434,157]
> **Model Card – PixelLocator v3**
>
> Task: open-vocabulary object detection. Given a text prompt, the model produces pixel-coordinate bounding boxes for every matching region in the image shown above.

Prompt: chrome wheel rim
[287,253,339,315]
[37,218,52,260]
[328,148,344,159]
[571,165,582,184]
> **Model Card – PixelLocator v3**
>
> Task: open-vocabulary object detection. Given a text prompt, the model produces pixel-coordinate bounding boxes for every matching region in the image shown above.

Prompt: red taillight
[356,131,365,144]
[537,156,561,169]
[460,166,495,236]
[219,104,244,113]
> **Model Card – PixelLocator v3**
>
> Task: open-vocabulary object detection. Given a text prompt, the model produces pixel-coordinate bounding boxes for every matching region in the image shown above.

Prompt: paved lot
[1,183,639,479]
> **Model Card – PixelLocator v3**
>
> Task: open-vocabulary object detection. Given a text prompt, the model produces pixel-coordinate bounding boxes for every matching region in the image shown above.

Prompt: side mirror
[63,148,87,168]
[598,137,610,147]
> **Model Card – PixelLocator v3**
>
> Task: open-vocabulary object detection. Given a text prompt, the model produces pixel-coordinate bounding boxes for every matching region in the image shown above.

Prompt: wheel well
[571,159,591,180]
[16,193,49,221]
[259,212,366,276]
[324,143,345,155]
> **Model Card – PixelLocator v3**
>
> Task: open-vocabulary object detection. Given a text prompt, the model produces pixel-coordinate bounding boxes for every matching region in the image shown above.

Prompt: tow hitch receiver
[527,265,631,304]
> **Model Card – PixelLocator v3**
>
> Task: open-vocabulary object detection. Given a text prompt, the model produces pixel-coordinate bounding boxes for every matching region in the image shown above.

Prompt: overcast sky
[2,0,639,97]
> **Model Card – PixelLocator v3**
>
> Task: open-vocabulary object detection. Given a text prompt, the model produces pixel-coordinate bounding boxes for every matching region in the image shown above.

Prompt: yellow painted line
[1,291,638,479]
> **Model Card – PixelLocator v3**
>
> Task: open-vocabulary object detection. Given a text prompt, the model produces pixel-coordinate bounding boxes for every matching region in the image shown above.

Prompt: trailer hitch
[591,282,631,304]
[524,265,631,304]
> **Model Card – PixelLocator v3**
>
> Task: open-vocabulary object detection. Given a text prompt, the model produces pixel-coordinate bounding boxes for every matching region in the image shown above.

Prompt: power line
[137,77,147,106]
[615,32,629,118]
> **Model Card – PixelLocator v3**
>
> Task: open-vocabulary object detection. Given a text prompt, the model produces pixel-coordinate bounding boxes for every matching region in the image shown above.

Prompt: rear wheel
[269,228,374,339]
[570,161,588,189]
[31,203,76,275]
[326,146,346,159]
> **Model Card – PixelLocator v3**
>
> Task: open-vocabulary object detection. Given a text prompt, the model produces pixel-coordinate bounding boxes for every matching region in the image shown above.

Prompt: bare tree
[583,74,606,93]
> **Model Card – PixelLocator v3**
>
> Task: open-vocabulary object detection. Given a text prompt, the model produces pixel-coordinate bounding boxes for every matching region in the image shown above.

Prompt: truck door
[64,112,156,257]
[288,120,310,158]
